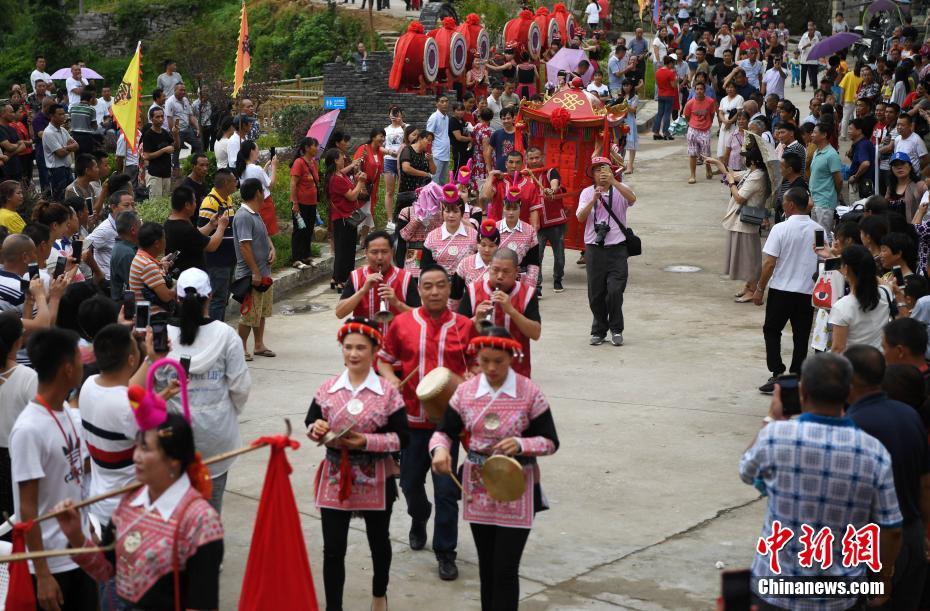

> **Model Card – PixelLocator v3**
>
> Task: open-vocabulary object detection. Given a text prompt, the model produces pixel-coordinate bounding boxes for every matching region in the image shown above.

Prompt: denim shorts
[384,157,398,175]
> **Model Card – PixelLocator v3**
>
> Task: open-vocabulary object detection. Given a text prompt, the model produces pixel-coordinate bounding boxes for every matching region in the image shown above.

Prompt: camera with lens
[594,222,610,246]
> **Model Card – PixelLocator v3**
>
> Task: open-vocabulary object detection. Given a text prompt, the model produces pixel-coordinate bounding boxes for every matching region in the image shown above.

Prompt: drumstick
[447,472,464,492]
[399,366,420,388]
[0,544,116,563]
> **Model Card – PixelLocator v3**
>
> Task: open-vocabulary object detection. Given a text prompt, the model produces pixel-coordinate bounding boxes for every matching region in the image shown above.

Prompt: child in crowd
[789,50,801,88]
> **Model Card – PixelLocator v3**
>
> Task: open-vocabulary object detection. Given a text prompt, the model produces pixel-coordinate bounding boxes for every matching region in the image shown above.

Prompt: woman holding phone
[306,317,408,611]
[162,268,251,512]
[235,141,279,236]
[290,137,320,270]
[353,128,385,244]
[324,148,367,292]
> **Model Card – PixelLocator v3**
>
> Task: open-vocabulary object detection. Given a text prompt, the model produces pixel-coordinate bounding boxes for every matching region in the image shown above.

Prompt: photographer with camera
[576,156,637,347]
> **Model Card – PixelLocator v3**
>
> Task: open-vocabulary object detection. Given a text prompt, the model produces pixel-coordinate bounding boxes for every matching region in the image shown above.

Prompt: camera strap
[597,188,631,233]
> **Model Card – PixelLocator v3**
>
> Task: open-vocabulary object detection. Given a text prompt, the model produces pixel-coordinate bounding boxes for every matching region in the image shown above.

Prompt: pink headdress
[127,358,191,431]
[442,171,459,205]
[456,159,473,185]
[413,182,443,220]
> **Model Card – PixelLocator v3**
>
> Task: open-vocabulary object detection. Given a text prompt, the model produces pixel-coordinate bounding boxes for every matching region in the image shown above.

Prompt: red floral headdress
[478,218,500,244]
[468,335,524,359]
[337,320,383,346]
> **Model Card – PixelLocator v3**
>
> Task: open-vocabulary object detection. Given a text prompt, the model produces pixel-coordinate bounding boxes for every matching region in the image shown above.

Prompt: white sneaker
[385,221,396,234]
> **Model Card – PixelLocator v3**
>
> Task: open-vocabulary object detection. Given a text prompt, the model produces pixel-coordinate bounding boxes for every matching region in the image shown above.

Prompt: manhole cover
[663,265,702,273]
[280,303,329,315]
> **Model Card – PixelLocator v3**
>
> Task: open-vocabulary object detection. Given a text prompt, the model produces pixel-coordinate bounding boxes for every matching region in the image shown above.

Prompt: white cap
[176,267,212,298]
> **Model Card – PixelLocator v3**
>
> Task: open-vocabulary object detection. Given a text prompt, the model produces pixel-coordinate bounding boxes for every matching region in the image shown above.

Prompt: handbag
[739,205,767,225]
[230,275,252,303]
[345,207,367,228]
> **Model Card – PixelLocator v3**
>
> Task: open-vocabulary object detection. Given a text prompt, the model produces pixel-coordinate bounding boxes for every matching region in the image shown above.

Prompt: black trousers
[585,243,629,336]
[30,568,98,610]
[763,288,814,376]
[332,218,358,284]
[470,523,531,611]
[800,64,819,90]
[291,204,316,262]
[320,497,394,611]
[400,428,459,554]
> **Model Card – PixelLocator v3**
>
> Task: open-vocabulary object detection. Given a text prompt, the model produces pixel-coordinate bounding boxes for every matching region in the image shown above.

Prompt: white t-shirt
[0,366,37,447]
[487,95,503,131]
[894,133,928,174]
[85,214,119,279]
[384,124,405,160]
[715,35,732,58]
[242,163,272,198]
[10,401,88,574]
[653,37,668,63]
[762,214,821,294]
[226,133,242,169]
[586,82,609,97]
[94,98,112,125]
[585,1,600,24]
[762,67,786,98]
[78,377,138,522]
[115,131,141,167]
[215,136,230,170]
[30,70,51,92]
[828,289,893,349]
[65,76,88,106]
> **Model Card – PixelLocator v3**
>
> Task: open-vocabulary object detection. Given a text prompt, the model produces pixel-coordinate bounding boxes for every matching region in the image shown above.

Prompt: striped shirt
[69,102,96,133]
[129,249,167,314]
[0,270,25,314]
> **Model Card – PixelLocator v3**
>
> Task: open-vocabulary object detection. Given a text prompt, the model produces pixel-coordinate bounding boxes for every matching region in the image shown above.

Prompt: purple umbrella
[866,0,906,15]
[49,67,104,80]
[807,32,862,61]
[306,110,340,159]
[546,48,593,88]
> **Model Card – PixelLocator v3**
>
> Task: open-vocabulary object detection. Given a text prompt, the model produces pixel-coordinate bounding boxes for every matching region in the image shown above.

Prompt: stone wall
[323,51,455,143]
[69,11,188,58]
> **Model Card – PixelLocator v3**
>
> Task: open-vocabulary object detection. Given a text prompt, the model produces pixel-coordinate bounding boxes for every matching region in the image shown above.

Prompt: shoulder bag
[601,190,642,257]
[736,170,768,225]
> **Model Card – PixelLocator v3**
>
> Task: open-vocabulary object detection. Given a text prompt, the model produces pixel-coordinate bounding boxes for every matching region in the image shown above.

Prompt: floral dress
[472,123,493,184]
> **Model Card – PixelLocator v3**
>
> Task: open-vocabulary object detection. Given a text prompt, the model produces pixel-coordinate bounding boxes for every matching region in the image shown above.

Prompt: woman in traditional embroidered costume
[306,318,408,611]
[497,189,541,287]
[429,328,558,611]
[455,218,499,288]
[54,411,223,611]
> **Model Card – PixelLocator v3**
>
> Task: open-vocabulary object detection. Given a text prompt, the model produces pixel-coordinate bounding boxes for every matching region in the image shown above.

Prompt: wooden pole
[0,544,115,564]
[33,436,288,524]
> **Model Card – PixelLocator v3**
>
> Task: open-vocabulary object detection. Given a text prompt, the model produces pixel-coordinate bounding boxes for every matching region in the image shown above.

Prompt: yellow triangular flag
[111,42,142,154]
[233,2,251,98]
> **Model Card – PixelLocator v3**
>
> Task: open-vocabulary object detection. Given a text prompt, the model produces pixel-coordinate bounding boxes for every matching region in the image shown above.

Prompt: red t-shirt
[290,156,318,205]
[488,176,542,223]
[327,174,359,219]
[684,96,717,131]
[353,143,382,203]
[656,67,678,98]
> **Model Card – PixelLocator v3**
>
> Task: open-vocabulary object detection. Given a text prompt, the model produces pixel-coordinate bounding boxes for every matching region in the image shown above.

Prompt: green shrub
[456,0,510,38]
[136,197,171,223]
[273,104,325,147]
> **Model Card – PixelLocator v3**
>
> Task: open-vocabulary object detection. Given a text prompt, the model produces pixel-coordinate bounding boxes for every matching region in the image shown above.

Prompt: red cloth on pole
[5,521,36,611]
[238,436,319,611]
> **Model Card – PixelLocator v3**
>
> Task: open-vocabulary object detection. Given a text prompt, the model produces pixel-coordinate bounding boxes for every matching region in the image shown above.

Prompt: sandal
[688,177,696,184]
[735,295,754,303]
[244,353,253,362]
[254,348,277,357]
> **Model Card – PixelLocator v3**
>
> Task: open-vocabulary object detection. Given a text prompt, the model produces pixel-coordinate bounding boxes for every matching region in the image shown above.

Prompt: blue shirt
[607,54,628,91]
[426,110,450,162]
[738,58,764,89]
[846,392,930,524]
[740,413,902,610]
[849,137,875,178]
[809,145,842,209]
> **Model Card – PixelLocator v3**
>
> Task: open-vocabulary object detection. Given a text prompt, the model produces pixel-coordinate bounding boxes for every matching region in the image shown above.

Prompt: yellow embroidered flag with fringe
[111,42,142,153]
[233,1,251,97]
[638,0,649,20]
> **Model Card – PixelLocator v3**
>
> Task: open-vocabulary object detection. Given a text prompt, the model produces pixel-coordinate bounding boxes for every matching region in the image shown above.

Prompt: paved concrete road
[213,124,817,608]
